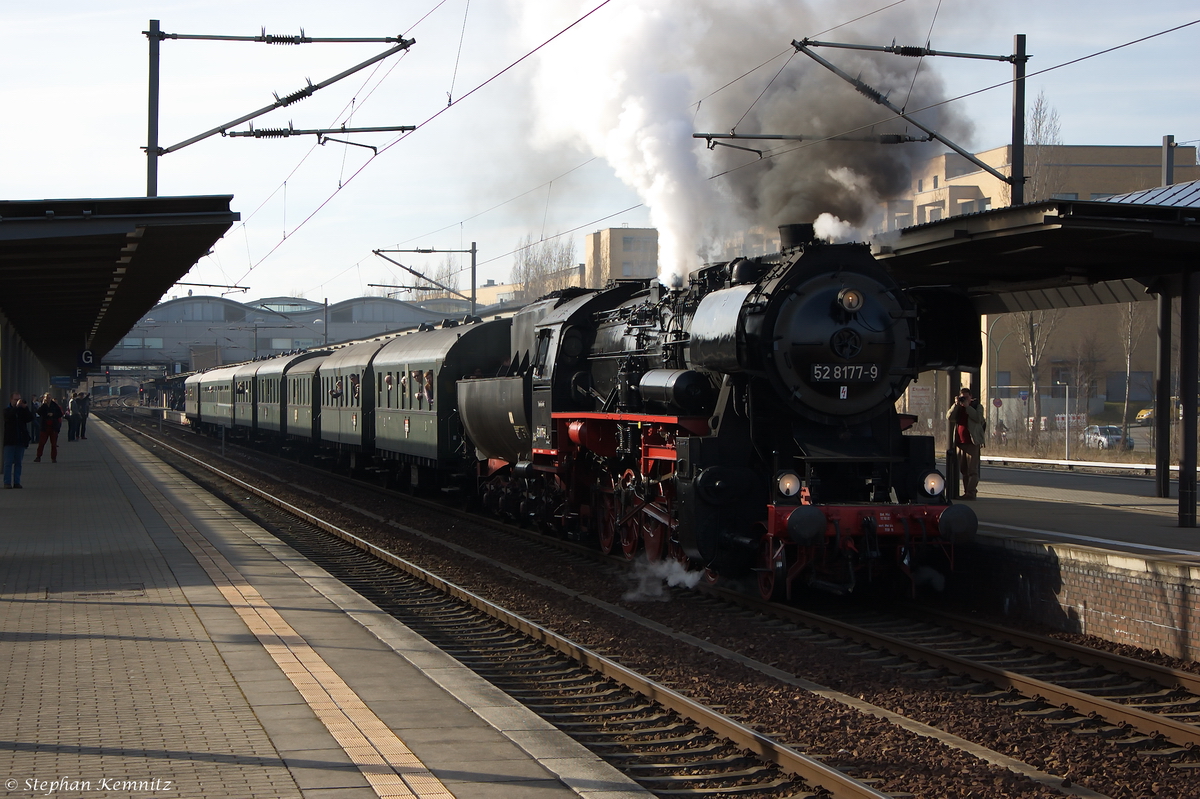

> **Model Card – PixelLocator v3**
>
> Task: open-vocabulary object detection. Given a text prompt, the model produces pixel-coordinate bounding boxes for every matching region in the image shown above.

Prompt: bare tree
[1071,329,1108,421]
[432,255,461,300]
[1024,90,1068,203]
[1013,309,1064,446]
[512,234,577,300]
[1119,302,1148,441]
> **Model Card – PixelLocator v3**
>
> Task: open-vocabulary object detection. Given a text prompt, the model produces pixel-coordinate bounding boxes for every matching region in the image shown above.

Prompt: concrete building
[883,144,1199,230]
[585,227,658,287]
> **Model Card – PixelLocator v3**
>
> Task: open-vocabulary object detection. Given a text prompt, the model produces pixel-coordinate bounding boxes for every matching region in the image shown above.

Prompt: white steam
[623,556,704,601]
[520,1,721,286]
[517,0,972,275]
[814,212,854,242]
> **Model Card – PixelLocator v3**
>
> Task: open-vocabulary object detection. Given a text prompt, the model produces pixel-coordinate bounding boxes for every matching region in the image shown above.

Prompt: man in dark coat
[4,392,35,488]
[78,392,90,439]
[34,393,64,463]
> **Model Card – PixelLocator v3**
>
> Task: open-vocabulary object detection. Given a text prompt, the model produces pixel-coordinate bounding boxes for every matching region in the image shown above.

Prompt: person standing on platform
[66,393,81,442]
[28,394,41,443]
[947,386,986,500]
[34,393,64,463]
[4,392,35,488]
[78,392,90,439]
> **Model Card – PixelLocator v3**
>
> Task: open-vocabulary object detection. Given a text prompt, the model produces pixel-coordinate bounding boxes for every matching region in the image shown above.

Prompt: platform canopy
[875,193,1200,526]
[0,195,239,374]
[875,199,1200,313]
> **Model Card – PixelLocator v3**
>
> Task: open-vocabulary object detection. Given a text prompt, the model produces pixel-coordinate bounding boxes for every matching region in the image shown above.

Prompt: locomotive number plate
[811,363,879,382]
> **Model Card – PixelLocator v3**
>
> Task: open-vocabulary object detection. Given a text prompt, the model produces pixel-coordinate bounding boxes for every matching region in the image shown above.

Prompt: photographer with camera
[946,387,986,500]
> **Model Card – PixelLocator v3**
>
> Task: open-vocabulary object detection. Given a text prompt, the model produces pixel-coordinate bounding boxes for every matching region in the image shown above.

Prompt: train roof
[197,364,242,385]
[319,336,398,371]
[254,349,330,379]
[374,319,506,369]
[232,361,261,380]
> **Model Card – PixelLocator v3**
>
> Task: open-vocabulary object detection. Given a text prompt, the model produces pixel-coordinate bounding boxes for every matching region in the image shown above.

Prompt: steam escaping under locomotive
[187,222,980,599]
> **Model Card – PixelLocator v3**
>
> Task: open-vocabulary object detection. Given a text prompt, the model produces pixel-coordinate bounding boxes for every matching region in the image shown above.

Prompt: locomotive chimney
[779,223,816,250]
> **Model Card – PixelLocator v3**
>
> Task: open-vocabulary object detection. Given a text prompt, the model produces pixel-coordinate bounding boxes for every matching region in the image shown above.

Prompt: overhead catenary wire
[381,157,599,251]
[689,0,911,112]
[215,41,413,265]
[236,0,617,286]
[706,17,1200,182]
[901,0,942,113]
[447,0,471,105]
[193,0,452,283]
[307,199,646,297]
[730,51,798,134]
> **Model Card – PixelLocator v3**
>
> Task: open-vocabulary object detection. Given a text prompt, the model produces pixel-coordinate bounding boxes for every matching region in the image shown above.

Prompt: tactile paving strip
[110,439,456,799]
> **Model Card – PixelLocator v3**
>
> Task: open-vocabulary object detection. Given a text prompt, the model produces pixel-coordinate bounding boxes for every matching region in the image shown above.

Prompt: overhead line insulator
[274,80,316,106]
[252,127,294,138]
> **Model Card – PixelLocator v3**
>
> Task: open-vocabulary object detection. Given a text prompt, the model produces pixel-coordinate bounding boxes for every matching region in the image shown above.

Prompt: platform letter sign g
[78,350,94,369]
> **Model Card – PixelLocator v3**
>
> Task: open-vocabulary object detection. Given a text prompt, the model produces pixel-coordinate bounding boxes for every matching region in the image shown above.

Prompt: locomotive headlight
[837,287,865,313]
[777,471,803,498]
[921,470,946,497]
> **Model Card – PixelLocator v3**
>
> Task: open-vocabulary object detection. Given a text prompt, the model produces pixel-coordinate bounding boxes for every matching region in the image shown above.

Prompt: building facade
[585,227,658,287]
[883,144,1199,230]
[101,295,448,375]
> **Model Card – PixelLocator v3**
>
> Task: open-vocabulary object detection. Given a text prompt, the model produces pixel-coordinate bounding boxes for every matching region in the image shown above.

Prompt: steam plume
[520,0,973,277]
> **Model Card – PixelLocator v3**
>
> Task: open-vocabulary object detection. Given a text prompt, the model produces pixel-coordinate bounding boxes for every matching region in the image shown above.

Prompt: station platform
[971,462,1200,560]
[0,420,649,799]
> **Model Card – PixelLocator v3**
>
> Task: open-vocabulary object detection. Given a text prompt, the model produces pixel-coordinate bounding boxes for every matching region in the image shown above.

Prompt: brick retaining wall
[958,535,1200,661]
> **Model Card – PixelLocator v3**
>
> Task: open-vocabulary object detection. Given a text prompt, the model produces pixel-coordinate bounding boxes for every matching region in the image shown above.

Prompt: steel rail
[909,607,1200,696]
[107,418,891,799]
[723,592,1200,749]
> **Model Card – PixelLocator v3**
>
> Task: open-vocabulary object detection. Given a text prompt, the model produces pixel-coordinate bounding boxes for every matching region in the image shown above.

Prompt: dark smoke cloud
[691,0,975,230]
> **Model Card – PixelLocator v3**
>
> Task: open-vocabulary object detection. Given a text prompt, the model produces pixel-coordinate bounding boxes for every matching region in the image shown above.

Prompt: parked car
[1082,424,1134,450]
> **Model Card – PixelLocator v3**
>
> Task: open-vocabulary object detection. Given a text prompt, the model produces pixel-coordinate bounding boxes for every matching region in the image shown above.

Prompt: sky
[2,1,1197,305]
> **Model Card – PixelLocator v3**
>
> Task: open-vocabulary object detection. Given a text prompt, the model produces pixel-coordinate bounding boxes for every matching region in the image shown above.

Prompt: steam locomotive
[186,223,979,599]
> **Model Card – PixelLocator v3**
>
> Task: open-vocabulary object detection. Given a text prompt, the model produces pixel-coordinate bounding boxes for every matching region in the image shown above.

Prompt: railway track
[103,415,891,799]
[106,413,1200,797]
